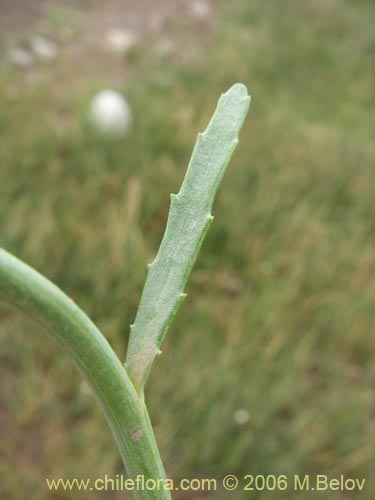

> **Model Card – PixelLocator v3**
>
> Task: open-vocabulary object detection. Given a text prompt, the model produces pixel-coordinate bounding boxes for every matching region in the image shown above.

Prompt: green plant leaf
[126,83,251,392]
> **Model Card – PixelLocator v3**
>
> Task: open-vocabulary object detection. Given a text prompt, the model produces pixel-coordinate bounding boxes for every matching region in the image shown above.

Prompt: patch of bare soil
[0,0,82,43]
[0,0,213,43]
[1,0,214,83]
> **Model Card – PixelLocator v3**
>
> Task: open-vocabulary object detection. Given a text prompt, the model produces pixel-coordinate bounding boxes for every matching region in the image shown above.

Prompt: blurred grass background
[0,0,374,499]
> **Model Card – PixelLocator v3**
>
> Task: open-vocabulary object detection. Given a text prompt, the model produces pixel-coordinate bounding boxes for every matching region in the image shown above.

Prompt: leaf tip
[226,82,249,100]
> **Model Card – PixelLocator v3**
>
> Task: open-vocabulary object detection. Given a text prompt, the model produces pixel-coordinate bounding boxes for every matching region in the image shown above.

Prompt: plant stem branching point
[0,83,250,499]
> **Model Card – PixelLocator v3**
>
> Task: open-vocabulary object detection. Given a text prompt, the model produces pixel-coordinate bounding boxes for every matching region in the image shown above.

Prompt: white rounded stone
[89,90,132,137]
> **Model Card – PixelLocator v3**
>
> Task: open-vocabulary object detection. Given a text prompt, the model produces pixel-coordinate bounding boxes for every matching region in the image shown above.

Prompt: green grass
[0,0,374,498]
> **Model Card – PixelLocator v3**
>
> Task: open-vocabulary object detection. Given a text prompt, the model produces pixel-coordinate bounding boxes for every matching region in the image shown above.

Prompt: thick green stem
[0,248,171,500]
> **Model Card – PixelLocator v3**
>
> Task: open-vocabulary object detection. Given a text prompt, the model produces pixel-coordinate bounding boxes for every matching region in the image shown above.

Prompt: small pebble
[30,36,58,62]
[7,47,33,68]
[233,408,250,426]
[189,0,211,22]
[106,29,138,55]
